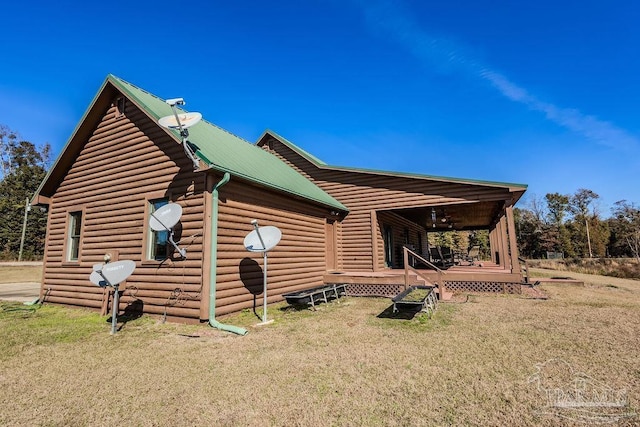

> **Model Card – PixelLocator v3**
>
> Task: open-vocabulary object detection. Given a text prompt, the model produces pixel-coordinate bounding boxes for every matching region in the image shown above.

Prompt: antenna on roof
[158,98,202,171]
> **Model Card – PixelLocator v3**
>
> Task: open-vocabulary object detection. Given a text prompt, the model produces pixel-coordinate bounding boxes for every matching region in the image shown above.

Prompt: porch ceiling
[391,201,504,230]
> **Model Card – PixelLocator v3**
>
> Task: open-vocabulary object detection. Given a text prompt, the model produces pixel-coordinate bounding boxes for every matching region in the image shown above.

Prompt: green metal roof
[108,75,347,212]
[262,129,528,192]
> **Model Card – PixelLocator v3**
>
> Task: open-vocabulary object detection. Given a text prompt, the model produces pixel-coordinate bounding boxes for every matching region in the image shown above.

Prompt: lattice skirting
[445,281,522,294]
[346,283,405,298]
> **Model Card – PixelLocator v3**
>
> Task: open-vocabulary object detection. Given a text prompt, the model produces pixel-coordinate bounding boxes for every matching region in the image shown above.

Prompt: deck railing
[403,246,446,293]
[518,257,529,283]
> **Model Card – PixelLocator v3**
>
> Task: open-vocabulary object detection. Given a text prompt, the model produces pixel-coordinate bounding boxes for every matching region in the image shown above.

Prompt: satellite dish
[149,203,187,258]
[150,203,182,231]
[243,221,282,326]
[90,271,107,287]
[158,112,202,130]
[101,260,136,285]
[158,99,202,171]
[244,226,282,252]
[91,260,136,286]
[88,260,136,336]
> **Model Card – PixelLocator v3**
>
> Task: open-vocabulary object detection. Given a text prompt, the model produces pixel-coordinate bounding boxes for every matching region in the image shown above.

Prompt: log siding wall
[262,137,514,272]
[213,179,332,316]
[42,101,207,321]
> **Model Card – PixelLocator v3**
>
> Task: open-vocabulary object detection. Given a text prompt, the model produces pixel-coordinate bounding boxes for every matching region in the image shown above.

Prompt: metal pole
[262,251,268,323]
[111,285,119,335]
[18,197,30,261]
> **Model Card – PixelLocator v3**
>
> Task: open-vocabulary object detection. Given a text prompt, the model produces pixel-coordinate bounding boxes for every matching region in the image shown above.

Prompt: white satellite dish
[101,260,136,285]
[158,99,202,171]
[158,112,202,130]
[244,220,282,326]
[89,259,136,335]
[244,226,282,252]
[149,203,187,258]
[90,270,107,287]
[150,203,182,231]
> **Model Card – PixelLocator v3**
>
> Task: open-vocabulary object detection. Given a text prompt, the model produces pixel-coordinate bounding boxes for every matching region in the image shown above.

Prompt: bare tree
[611,200,640,262]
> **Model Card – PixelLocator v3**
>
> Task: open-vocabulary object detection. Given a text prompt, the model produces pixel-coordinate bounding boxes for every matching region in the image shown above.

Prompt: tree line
[0,125,50,260]
[515,189,640,261]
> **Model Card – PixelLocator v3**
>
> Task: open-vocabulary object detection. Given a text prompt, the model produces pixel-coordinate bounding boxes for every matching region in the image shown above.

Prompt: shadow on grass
[377,304,422,320]
[107,299,144,331]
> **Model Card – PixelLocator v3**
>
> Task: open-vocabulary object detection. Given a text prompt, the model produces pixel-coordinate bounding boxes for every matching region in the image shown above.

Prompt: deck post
[489,224,498,264]
[371,210,379,272]
[499,216,509,269]
[506,206,521,274]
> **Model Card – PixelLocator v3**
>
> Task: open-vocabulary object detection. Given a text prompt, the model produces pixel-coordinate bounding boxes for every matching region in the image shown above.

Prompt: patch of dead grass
[0,264,43,284]
[1,272,639,426]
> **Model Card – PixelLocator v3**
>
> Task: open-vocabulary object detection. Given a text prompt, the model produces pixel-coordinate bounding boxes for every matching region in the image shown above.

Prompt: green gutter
[209,172,248,336]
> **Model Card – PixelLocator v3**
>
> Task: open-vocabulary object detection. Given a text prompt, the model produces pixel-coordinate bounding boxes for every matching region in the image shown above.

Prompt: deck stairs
[405,270,453,301]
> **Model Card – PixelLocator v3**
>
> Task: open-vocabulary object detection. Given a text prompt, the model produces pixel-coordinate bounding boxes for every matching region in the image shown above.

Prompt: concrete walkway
[0,282,41,303]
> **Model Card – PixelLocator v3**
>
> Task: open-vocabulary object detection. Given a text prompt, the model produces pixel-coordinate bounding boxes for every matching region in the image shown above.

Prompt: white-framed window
[67,211,82,261]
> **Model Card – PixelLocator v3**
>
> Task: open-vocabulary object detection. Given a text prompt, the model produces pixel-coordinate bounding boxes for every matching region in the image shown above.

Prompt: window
[67,211,82,261]
[148,198,169,260]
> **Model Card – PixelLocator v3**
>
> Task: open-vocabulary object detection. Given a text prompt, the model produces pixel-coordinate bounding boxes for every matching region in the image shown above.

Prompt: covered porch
[324,199,526,299]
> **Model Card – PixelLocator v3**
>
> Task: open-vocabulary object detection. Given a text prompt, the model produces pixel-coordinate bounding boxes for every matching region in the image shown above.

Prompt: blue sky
[2,0,638,214]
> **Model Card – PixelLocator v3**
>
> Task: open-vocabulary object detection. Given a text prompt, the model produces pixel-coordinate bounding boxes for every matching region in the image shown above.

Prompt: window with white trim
[67,211,82,261]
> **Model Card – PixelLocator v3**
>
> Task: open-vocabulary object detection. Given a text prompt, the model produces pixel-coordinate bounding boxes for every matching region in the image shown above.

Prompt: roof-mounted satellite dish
[158,112,202,130]
[158,98,202,171]
[149,203,187,258]
[244,220,282,326]
[89,259,136,335]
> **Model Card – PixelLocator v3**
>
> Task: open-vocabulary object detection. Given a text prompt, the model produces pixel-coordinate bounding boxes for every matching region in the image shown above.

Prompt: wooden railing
[518,257,529,283]
[403,246,446,293]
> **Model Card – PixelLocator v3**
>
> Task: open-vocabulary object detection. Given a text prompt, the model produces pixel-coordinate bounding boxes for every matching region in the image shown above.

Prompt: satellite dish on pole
[243,226,282,252]
[158,98,202,171]
[89,260,136,335]
[244,220,282,326]
[149,203,187,258]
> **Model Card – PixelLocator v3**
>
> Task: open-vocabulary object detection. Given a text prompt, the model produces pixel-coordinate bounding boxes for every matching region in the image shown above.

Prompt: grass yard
[1,271,639,426]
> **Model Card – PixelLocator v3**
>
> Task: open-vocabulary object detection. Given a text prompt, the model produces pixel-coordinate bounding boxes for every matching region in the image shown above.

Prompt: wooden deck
[324,262,524,300]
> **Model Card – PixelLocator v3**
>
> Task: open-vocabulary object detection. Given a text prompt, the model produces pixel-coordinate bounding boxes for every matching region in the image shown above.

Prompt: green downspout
[209,172,248,335]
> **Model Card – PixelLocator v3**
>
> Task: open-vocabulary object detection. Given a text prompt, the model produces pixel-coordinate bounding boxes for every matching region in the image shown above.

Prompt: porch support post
[370,210,378,272]
[489,226,497,264]
[499,216,509,269]
[494,221,503,268]
[506,206,521,274]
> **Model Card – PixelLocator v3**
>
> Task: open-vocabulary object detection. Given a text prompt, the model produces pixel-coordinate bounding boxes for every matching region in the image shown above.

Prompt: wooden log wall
[42,99,206,320]
[214,179,332,316]
[376,211,427,269]
[261,137,513,272]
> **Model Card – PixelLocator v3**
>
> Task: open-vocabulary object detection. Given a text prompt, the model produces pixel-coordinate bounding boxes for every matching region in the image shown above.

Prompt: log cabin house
[33,75,527,325]
[256,131,528,298]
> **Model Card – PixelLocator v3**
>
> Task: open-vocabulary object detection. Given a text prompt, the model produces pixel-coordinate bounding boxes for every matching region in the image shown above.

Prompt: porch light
[431,208,437,228]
